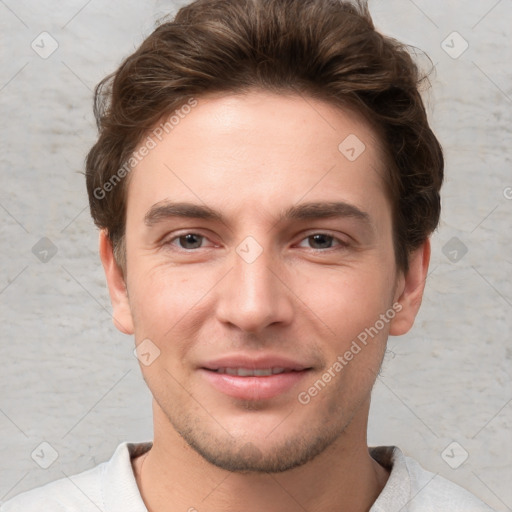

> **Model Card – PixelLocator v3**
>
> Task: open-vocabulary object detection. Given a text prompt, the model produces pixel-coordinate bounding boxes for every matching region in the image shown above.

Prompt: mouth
[207,367,303,376]
[199,357,313,400]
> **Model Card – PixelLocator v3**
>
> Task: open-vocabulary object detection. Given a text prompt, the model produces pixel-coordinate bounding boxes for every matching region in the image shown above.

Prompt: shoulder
[0,462,106,512]
[370,446,495,512]
[404,453,495,511]
[0,441,148,512]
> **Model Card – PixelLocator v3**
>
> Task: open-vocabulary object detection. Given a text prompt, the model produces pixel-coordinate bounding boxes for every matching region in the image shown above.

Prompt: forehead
[125,90,390,227]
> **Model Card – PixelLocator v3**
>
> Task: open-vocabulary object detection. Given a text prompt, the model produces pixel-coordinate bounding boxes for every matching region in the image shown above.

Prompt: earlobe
[389,238,431,336]
[98,230,134,335]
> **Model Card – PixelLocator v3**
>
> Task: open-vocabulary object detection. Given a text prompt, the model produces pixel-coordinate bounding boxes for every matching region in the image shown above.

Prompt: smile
[211,367,295,376]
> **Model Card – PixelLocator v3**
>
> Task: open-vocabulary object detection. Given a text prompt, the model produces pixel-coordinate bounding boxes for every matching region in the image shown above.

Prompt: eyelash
[163,231,350,252]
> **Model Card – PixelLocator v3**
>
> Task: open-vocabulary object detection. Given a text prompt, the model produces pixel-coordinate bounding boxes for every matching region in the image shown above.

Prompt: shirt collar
[102,442,408,512]
[103,441,152,512]
[369,445,411,511]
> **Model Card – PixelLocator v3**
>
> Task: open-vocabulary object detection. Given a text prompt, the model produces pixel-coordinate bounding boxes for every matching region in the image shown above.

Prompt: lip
[199,354,313,401]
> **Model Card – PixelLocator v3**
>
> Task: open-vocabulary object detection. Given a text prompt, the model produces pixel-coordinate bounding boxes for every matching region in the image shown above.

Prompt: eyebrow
[144,200,371,227]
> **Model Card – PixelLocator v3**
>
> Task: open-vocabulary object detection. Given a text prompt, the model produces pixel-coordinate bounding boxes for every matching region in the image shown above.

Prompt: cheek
[309,270,393,397]
[298,263,395,343]
[128,264,213,352]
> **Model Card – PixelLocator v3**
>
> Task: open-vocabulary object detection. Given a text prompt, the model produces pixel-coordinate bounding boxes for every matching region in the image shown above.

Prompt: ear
[389,238,431,336]
[99,229,134,335]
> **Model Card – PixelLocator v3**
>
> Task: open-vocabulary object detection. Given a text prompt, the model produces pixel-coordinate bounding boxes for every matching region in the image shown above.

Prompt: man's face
[117,90,405,472]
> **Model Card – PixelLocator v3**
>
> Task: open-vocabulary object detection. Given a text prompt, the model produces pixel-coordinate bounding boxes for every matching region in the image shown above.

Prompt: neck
[134,400,389,512]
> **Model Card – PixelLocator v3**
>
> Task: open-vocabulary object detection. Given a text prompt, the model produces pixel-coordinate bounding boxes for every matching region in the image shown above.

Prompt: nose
[215,241,294,334]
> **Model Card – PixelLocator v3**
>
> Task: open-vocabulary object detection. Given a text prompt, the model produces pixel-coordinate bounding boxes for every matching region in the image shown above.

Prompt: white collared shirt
[0,442,495,511]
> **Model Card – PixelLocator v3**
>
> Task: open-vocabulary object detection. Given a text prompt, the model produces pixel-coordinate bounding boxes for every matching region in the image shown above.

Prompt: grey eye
[176,233,204,250]
[300,234,338,250]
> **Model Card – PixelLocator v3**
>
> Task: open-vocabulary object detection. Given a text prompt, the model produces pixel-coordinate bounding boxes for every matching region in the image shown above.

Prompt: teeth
[253,369,272,376]
[216,367,287,376]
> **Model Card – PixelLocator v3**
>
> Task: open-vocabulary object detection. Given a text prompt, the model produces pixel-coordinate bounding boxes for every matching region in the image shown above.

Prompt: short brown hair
[85,0,443,273]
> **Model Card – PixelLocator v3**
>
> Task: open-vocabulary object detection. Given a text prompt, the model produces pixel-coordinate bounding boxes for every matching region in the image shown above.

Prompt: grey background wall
[0,0,510,509]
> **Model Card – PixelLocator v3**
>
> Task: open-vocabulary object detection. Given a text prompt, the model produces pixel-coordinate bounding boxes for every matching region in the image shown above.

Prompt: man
[1,0,495,510]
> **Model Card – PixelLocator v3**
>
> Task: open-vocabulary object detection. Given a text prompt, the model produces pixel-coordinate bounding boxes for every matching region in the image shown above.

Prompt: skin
[100,90,430,512]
